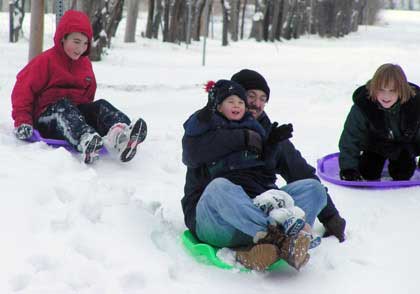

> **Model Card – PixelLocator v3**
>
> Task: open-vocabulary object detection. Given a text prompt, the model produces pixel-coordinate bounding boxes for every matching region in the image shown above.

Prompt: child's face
[217,95,246,121]
[375,82,399,109]
[63,32,89,60]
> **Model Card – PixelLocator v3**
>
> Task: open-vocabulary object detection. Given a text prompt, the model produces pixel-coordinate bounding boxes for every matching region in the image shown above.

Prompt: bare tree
[200,0,213,37]
[168,0,183,43]
[249,0,265,41]
[229,0,240,41]
[141,0,381,44]
[152,0,163,38]
[240,0,247,39]
[268,0,282,41]
[408,0,414,10]
[9,0,25,43]
[221,0,229,45]
[124,0,140,42]
[192,0,206,40]
[79,0,124,61]
[145,0,155,38]
[28,0,44,61]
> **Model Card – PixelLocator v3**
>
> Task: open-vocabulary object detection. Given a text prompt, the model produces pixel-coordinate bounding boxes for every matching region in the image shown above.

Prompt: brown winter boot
[235,243,281,271]
[260,225,311,270]
[235,225,286,271]
[279,233,311,270]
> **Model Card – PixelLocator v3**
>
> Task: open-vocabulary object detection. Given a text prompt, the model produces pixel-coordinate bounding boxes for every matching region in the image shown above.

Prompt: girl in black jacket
[339,63,420,181]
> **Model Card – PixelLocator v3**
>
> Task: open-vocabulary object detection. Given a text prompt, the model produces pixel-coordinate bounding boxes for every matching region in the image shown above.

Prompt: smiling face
[246,89,267,119]
[375,82,399,108]
[217,95,246,121]
[62,32,89,60]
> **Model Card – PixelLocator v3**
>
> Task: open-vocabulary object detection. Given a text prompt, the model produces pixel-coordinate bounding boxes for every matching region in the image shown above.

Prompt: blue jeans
[195,178,327,248]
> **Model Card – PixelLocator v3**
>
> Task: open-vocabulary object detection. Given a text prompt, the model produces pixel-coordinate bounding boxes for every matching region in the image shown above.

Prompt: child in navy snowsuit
[11,10,147,163]
[182,80,320,271]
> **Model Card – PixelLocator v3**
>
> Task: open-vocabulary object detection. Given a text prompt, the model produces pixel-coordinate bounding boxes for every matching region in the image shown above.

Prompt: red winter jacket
[11,10,96,127]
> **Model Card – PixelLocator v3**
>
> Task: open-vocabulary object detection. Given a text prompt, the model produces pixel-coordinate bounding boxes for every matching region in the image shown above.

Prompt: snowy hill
[1,9,420,294]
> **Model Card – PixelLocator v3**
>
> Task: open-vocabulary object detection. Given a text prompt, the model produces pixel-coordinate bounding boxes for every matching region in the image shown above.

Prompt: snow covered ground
[1,9,420,294]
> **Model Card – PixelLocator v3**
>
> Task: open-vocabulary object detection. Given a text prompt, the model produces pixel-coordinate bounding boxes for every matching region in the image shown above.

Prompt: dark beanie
[209,79,247,106]
[231,69,270,100]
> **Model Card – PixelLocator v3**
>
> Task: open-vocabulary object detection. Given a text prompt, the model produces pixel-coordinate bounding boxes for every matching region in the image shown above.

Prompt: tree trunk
[240,0,247,39]
[81,0,124,61]
[269,0,281,41]
[408,0,414,10]
[229,0,239,41]
[152,0,163,38]
[250,0,264,41]
[28,0,44,61]
[221,0,228,45]
[145,0,155,38]
[168,0,183,43]
[281,0,295,40]
[124,0,140,42]
[201,0,212,38]
[192,0,205,41]
[162,0,170,42]
[10,0,25,43]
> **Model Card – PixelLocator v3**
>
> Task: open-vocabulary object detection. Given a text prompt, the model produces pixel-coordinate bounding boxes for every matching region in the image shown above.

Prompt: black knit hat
[207,79,247,109]
[231,69,270,100]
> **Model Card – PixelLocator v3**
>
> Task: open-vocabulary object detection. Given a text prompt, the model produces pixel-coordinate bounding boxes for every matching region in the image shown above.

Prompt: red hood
[53,10,93,56]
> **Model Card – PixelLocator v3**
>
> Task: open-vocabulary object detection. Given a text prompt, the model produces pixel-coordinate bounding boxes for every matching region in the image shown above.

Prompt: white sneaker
[104,118,147,162]
[78,132,103,164]
[104,122,129,155]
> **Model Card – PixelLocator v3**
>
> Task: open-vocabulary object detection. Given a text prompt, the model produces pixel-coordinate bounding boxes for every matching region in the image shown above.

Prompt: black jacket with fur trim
[339,83,420,170]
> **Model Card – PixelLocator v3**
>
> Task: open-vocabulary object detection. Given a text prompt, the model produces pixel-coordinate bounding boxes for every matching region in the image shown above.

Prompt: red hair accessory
[204,80,216,93]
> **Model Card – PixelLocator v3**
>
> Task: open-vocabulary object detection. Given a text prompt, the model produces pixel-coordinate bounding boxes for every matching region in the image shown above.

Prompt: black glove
[245,129,262,154]
[266,122,293,145]
[339,169,363,181]
[323,214,346,243]
[15,124,33,140]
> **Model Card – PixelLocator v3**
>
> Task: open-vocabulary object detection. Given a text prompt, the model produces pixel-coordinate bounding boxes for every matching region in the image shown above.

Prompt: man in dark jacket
[231,69,346,242]
[181,80,326,270]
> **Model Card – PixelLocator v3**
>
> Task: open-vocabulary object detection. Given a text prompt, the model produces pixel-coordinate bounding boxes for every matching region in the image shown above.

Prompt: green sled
[181,230,287,272]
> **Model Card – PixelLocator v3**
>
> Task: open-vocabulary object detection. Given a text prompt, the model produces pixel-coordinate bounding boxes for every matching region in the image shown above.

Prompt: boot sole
[288,234,311,270]
[84,135,103,164]
[120,118,147,162]
[236,243,280,271]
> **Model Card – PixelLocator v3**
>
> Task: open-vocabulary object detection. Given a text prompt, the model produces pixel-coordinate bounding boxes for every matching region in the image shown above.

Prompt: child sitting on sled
[11,10,147,164]
[182,80,321,271]
[339,63,420,181]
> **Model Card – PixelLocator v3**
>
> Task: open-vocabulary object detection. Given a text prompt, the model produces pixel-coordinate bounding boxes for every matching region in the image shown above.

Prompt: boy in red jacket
[11,10,147,163]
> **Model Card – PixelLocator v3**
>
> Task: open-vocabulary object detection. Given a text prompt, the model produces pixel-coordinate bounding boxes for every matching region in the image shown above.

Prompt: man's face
[246,89,267,119]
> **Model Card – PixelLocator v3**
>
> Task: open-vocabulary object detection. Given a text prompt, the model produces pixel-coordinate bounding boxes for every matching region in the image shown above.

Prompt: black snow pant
[359,150,416,181]
[36,98,131,149]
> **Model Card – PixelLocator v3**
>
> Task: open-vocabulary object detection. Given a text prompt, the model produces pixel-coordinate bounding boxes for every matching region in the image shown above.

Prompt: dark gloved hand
[15,124,33,140]
[267,122,293,145]
[245,129,262,154]
[339,169,363,181]
[323,214,346,242]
